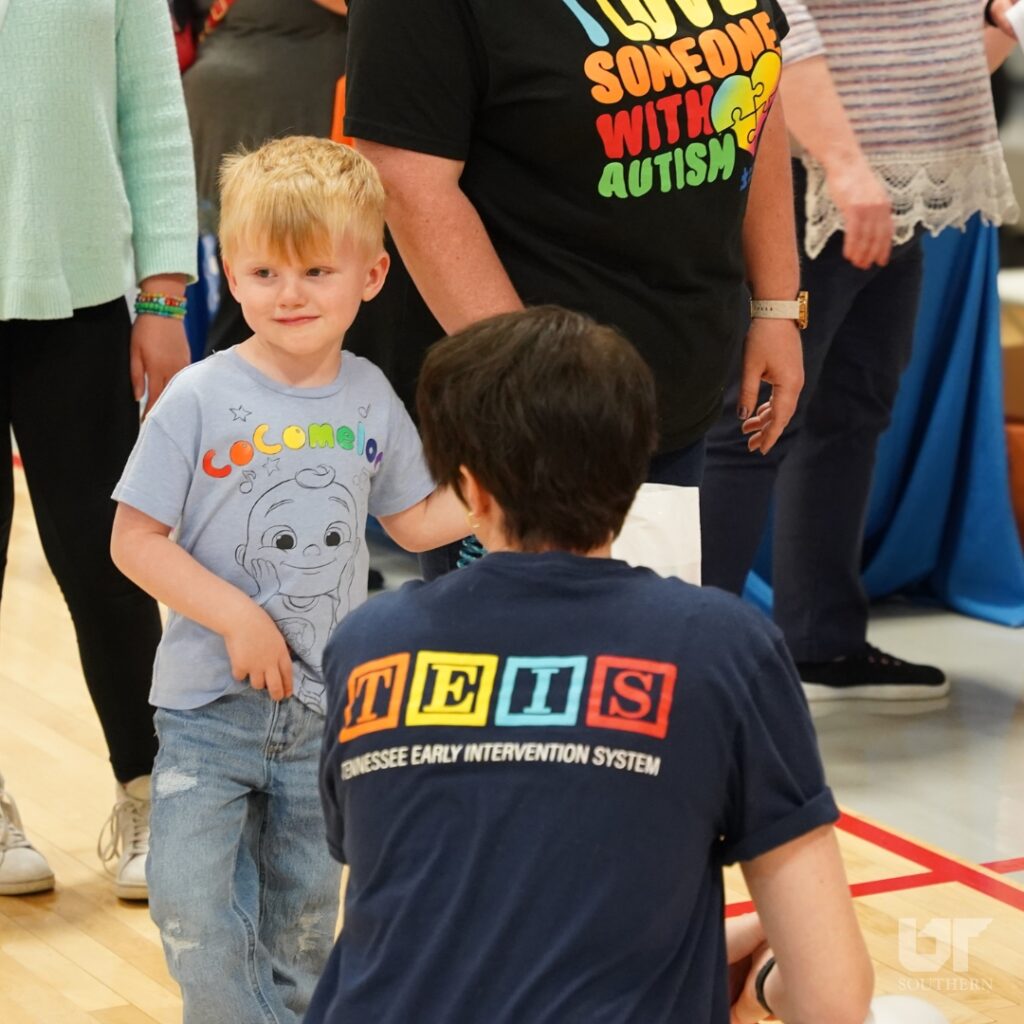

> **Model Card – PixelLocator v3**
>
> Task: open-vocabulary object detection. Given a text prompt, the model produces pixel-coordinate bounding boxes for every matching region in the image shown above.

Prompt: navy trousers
[701,166,924,661]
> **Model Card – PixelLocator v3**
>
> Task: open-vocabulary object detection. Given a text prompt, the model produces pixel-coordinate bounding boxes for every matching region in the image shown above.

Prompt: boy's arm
[737,825,874,1024]
[111,503,294,700]
[377,486,468,553]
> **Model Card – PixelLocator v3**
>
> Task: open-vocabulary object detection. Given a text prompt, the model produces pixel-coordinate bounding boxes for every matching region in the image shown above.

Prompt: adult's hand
[130,313,190,417]
[825,158,893,269]
[737,318,804,454]
[987,0,1018,38]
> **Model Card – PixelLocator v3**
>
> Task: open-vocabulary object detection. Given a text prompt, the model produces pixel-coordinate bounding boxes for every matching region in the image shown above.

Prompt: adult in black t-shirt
[309,308,875,1024]
[343,0,805,498]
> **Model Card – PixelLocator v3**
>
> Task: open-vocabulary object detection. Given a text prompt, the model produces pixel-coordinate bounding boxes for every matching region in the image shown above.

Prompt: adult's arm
[738,97,804,454]
[354,141,523,333]
[781,56,893,270]
[739,825,874,1024]
[985,22,1017,67]
[116,0,197,410]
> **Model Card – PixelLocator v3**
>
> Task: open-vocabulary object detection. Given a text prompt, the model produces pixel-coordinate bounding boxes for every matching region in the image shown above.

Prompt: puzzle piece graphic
[710,50,781,155]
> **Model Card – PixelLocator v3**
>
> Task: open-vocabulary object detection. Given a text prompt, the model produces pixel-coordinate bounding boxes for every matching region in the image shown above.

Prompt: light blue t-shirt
[114,349,435,714]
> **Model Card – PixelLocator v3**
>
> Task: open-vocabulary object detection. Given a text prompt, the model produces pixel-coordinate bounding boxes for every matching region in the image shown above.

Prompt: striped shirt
[781,0,1017,254]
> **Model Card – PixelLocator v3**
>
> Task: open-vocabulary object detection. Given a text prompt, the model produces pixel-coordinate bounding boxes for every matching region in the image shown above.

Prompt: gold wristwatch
[750,291,809,330]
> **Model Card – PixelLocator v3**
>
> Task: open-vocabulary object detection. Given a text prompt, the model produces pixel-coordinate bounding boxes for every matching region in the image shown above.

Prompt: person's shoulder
[146,352,249,433]
[340,351,395,391]
[331,579,429,637]
[625,569,775,627]
[622,572,785,672]
[324,580,431,674]
[155,350,236,401]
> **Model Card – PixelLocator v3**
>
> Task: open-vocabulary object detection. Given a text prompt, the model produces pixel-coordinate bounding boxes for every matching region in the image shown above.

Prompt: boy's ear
[458,466,489,519]
[361,250,390,302]
[222,257,240,300]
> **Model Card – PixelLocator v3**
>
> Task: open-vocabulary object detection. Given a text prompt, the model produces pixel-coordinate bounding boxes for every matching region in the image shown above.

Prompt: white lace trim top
[782,0,1018,256]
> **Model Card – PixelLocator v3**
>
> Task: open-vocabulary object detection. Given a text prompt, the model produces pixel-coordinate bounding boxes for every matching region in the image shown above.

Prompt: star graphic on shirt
[263,457,281,476]
[230,405,252,422]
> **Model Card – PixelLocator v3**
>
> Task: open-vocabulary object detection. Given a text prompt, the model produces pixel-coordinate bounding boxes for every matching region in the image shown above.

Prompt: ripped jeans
[149,689,340,1024]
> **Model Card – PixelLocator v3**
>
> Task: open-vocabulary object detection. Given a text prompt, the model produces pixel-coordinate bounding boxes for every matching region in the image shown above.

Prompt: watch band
[750,291,809,330]
[754,955,777,1016]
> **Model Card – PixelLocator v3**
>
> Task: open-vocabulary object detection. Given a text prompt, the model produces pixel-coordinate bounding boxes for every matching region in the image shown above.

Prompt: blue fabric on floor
[744,217,1024,627]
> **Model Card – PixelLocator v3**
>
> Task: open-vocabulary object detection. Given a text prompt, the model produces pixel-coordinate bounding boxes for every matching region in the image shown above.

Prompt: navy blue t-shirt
[309,552,837,1024]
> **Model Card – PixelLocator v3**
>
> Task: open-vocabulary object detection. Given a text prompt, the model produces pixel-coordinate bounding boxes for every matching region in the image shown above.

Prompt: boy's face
[224,234,388,361]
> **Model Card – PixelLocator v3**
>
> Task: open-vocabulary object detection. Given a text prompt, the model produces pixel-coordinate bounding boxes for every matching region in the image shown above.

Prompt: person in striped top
[701,0,1017,701]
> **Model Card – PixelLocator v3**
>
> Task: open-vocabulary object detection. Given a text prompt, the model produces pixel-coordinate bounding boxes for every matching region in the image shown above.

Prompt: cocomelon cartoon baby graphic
[235,466,360,709]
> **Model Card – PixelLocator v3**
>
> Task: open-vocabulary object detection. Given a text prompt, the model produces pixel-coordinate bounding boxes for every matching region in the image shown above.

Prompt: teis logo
[406,652,499,727]
[338,653,410,742]
[586,656,677,738]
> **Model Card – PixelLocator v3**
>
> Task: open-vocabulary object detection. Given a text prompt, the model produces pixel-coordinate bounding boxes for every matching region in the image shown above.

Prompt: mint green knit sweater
[0,0,198,321]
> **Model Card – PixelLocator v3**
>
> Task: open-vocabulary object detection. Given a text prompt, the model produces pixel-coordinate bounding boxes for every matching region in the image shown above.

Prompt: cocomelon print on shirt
[113,350,434,715]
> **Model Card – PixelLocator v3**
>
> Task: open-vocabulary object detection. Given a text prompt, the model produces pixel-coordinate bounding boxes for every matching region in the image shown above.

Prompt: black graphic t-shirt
[310,553,836,1024]
[344,0,788,452]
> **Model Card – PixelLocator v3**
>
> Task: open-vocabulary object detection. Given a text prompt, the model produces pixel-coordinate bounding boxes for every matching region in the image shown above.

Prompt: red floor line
[837,812,965,876]
[725,870,948,918]
[982,856,1024,875]
[838,811,1024,913]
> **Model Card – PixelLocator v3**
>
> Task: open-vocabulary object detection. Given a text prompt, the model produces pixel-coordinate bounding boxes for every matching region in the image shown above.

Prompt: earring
[466,509,482,532]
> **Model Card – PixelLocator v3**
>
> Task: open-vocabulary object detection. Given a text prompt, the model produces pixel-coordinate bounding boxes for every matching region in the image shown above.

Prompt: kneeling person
[310,307,875,1024]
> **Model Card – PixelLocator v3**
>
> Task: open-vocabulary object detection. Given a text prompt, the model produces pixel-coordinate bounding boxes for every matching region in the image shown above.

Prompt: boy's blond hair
[218,136,386,264]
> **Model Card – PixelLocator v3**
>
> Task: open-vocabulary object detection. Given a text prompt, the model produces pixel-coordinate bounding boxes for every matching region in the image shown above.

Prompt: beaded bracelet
[135,293,188,319]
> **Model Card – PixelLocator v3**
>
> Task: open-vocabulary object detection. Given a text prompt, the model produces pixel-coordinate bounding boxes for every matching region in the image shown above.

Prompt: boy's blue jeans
[148,688,340,1024]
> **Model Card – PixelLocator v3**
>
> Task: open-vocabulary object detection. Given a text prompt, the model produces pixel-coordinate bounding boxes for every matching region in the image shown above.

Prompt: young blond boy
[110,136,466,1024]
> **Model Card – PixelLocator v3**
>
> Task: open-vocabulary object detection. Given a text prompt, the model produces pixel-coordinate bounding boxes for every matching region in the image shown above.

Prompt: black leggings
[0,299,161,782]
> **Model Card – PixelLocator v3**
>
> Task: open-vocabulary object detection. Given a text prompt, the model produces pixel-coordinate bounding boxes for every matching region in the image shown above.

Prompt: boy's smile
[224,235,389,386]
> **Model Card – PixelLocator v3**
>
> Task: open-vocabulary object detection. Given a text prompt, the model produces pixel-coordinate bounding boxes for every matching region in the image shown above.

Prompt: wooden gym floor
[1,465,1023,1023]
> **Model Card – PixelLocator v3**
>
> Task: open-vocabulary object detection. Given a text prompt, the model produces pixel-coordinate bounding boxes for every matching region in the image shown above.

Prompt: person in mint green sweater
[0,0,197,901]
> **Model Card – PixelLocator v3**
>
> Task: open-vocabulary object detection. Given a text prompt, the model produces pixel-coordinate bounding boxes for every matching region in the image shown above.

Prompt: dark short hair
[417,306,658,552]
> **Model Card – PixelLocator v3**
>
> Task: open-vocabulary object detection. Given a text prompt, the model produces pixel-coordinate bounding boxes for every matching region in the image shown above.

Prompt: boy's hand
[224,604,294,701]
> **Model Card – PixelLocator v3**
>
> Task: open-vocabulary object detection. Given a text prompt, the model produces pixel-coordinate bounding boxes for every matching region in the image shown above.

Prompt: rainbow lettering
[565,0,782,199]
[337,651,678,742]
[204,418,384,479]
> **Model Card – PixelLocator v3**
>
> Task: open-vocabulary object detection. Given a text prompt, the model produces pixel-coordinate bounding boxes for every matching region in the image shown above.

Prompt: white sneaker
[0,772,55,896]
[97,775,150,900]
